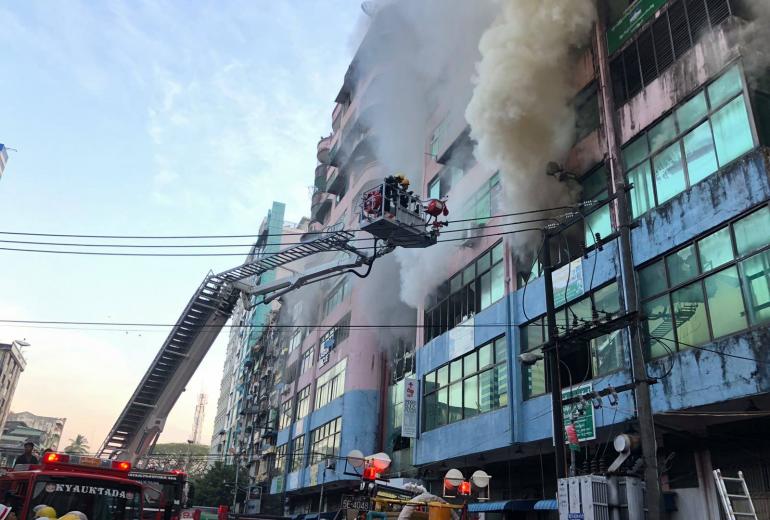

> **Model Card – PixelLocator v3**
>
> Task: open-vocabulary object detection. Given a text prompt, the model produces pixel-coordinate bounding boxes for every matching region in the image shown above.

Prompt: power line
[0,205,578,241]
[0,217,554,250]
[648,334,770,366]
[0,226,546,256]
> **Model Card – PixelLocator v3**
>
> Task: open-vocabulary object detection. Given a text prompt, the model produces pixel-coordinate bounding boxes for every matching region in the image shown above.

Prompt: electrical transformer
[558,475,647,520]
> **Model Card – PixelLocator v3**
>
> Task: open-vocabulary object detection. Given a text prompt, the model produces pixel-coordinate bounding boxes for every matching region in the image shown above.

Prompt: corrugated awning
[467,500,540,512]
[534,499,558,510]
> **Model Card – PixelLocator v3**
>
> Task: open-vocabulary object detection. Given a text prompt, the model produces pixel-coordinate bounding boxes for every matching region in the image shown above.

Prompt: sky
[0,0,362,450]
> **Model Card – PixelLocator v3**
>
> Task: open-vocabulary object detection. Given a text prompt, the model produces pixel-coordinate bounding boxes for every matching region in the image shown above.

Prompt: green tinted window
[522,320,544,351]
[479,343,493,368]
[704,266,747,338]
[524,361,546,398]
[708,66,743,108]
[494,337,507,362]
[463,351,477,375]
[672,283,709,348]
[649,114,677,152]
[698,227,733,272]
[623,135,649,169]
[496,364,509,407]
[677,92,708,131]
[628,162,655,218]
[712,96,754,166]
[733,207,770,256]
[463,375,479,418]
[437,365,449,387]
[683,121,719,185]
[585,205,612,246]
[476,252,491,274]
[448,382,463,422]
[492,242,504,263]
[643,295,674,358]
[592,332,623,376]
[436,387,448,427]
[424,392,438,431]
[639,260,667,299]
[582,165,608,199]
[490,262,505,303]
[450,359,463,382]
[478,369,495,413]
[667,245,699,286]
[594,282,621,316]
[654,142,687,203]
[741,250,770,325]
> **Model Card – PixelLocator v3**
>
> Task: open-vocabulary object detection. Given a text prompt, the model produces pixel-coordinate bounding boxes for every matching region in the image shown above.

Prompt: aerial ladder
[97,177,449,464]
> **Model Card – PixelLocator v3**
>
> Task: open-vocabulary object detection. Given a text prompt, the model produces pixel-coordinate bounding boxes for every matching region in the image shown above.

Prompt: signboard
[552,257,584,308]
[607,0,668,55]
[568,513,585,520]
[402,377,419,438]
[562,384,596,443]
[273,475,284,494]
[341,494,371,511]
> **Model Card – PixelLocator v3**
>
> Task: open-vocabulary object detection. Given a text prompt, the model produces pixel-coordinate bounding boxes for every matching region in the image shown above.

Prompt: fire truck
[127,469,188,520]
[0,452,143,520]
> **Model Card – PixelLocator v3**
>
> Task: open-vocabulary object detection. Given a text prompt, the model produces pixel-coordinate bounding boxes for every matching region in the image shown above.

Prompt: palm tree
[63,435,90,454]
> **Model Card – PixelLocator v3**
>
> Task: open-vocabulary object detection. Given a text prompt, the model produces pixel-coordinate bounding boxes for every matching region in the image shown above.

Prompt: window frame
[300,347,315,375]
[309,417,342,466]
[622,62,756,219]
[424,241,506,342]
[421,335,508,432]
[638,204,770,358]
[295,385,311,421]
[314,358,347,410]
[290,434,305,473]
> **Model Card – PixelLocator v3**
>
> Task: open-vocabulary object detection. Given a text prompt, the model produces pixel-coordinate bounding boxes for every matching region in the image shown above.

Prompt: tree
[190,461,247,507]
[143,443,212,479]
[63,435,90,454]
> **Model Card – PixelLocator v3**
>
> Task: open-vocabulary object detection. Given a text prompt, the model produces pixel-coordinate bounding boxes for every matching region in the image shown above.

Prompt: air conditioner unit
[558,475,609,520]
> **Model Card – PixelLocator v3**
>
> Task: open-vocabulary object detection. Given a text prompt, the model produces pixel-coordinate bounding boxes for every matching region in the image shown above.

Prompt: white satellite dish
[471,470,491,489]
[444,468,464,488]
[346,449,365,469]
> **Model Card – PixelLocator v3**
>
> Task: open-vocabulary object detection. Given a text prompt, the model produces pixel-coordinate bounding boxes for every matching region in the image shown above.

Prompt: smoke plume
[465,0,597,256]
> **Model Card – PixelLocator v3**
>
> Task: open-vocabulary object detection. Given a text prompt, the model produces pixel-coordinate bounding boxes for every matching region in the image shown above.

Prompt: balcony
[325,167,346,196]
[317,134,332,164]
[311,190,335,224]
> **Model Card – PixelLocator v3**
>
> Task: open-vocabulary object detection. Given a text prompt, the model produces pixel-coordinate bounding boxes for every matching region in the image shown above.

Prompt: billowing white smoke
[465,0,597,256]
[738,0,770,82]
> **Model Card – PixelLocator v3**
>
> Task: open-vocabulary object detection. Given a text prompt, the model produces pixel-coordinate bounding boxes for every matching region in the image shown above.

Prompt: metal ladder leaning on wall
[713,469,759,519]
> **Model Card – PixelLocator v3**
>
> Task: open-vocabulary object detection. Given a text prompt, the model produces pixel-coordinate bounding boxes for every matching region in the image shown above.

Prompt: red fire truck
[127,469,187,520]
[0,452,143,520]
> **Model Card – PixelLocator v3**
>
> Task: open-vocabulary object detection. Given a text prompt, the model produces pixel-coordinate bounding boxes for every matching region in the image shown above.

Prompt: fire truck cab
[0,452,143,520]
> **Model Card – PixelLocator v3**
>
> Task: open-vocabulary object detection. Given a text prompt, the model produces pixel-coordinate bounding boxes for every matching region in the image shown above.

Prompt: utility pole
[543,232,567,479]
[594,6,662,519]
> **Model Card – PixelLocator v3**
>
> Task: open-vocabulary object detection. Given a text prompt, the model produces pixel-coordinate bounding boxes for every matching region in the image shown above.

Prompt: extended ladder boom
[97,231,359,462]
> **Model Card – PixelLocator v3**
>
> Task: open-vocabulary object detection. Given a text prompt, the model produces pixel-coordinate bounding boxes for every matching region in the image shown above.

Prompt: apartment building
[0,342,26,435]
[241,0,770,518]
[209,203,308,479]
[7,411,66,451]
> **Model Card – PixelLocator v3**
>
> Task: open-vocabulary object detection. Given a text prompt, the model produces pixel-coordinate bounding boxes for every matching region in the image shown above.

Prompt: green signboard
[552,257,584,308]
[607,0,668,55]
[562,384,596,443]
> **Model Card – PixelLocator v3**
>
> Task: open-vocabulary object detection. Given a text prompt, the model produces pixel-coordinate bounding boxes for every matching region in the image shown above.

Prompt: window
[610,0,735,106]
[639,206,770,358]
[422,336,508,432]
[295,385,311,420]
[390,339,415,384]
[430,117,449,158]
[574,81,600,142]
[323,278,350,317]
[310,417,342,465]
[279,399,293,430]
[319,314,350,367]
[290,435,305,473]
[581,164,612,247]
[622,65,754,218]
[300,348,314,375]
[428,176,440,199]
[424,242,505,342]
[521,282,622,399]
[460,173,502,225]
[315,358,346,410]
[289,329,303,353]
[274,444,287,475]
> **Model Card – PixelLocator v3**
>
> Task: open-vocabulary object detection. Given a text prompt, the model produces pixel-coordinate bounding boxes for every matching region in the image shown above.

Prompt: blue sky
[0,1,362,448]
